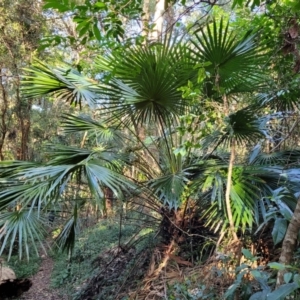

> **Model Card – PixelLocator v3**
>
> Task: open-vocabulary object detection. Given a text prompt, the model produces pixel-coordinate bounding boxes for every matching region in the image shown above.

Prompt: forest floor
[19,254,67,300]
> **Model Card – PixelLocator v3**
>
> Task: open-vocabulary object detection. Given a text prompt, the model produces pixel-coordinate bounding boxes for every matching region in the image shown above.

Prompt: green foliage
[51,218,152,298]
[62,113,124,146]
[0,209,47,260]
[42,0,142,45]
[6,255,42,278]
[22,61,100,108]
[2,3,300,272]
[190,18,267,99]
[224,250,300,300]
[95,41,196,126]
[168,281,217,300]
[2,1,300,299]
[232,0,262,10]
[255,186,297,245]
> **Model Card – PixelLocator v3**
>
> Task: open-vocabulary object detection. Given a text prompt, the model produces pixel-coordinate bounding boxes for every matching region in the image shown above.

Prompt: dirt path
[19,255,68,300]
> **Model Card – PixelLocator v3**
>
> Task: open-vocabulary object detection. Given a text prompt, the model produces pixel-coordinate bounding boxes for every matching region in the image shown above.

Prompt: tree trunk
[142,0,150,40]
[151,0,165,41]
[276,197,300,286]
[103,187,114,218]
[15,83,32,161]
[0,68,8,160]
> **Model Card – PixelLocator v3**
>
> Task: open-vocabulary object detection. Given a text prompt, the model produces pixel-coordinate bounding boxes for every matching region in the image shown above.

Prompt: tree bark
[103,187,114,217]
[151,0,165,41]
[276,197,300,286]
[15,83,32,161]
[142,0,150,40]
[0,68,8,160]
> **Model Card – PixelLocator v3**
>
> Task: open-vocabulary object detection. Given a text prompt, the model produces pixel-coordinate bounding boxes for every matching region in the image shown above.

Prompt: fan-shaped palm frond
[0,161,42,178]
[22,42,196,129]
[22,61,101,108]
[191,18,267,98]
[0,209,47,260]
[149,171,189,209]
[95,42,196,126]
[255,87,300,111]
[0,181,55,211]
[227,108,267,144]
[43,144,128,172]
[54,202,81,253]
[202,108,266,153]
[62,113,123,146]
[191,158,286,232]
[249,146,300,166]
[0,145,135,257]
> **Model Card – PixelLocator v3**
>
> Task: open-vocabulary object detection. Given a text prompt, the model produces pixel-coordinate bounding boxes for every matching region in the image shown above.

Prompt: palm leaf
[62,114,121,141]
[255,87,300,111]
[227,108,266,144]
[191,18,267,98]
[22,61,101,108]
[0,160,42,178]
[149,171,190,209]
[0,144,135,255]
[54,202,80,253]
[95,42,196,126]
[191,159,279,231]
[0,209,47,260]
[202,108,266,152]
[249,148,300,166]
[62,113,123,145]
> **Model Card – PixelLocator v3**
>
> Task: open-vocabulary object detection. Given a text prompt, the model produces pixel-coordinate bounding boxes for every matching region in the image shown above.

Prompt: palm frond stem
[122,118,162,174]
[157,112,173,163]
[225,137,238,241]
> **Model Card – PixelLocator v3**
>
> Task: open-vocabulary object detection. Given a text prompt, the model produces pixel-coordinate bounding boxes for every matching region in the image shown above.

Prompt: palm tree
[0,111,140,257]
[0,19,286,258]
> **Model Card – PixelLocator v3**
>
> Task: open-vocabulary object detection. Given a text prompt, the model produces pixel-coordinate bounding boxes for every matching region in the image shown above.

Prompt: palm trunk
[225,137,238,241]
[276,197,300,286]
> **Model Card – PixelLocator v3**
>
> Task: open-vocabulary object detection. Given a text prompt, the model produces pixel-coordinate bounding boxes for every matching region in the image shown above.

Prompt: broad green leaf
[293,274,300,286]
[93,24,101,41]
[272,218,287,245]
[284,272,293,284]
[224,283,240,299]
[268,262,290,270]
[249,291,268,300]
[43,0,69,12]
[232,0,244,8]
[242,248,254,260]
[250,269,270,290]
[94,2,106,9]
[79,23,90,37]
[266,283,298,299]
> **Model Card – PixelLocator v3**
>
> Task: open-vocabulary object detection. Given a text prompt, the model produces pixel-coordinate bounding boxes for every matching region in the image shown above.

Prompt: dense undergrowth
[50,216,156,299]
[5,211,300,300]
[47,217,300,300]
[5,256,42,279]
